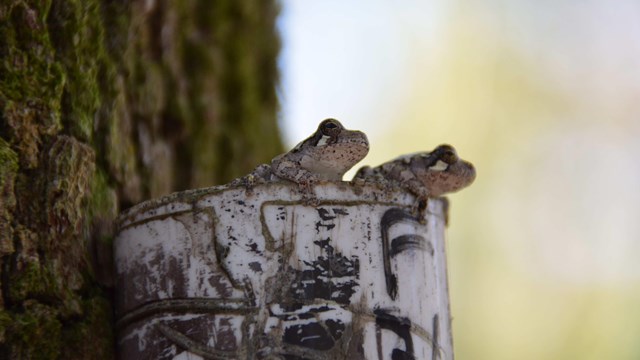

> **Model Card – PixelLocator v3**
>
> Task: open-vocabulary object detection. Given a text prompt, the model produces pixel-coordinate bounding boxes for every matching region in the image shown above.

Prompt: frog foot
[415,198,429,224]
[408,188,430,223]
[298,181,319,207]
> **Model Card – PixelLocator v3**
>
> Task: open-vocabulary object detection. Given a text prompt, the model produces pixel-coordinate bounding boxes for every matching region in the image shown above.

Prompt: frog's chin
[331,142,370,160]
[301,143,369,179]
[302,161,346,181]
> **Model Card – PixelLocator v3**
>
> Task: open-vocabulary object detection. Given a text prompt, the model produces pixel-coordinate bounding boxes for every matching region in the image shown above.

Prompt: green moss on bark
[0,1,66,114]
[48,0,108,142]
[5,301,63,360]
[0,310,11,342]
[1,0,282,358]
[0,138,18,255]
[60,296,113,360]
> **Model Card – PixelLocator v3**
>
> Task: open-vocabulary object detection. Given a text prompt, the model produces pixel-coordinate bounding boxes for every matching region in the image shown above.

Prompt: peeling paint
[115,182,454,359]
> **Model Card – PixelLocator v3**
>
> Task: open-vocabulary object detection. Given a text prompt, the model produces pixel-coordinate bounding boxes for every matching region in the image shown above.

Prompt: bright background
[278,1,640,359]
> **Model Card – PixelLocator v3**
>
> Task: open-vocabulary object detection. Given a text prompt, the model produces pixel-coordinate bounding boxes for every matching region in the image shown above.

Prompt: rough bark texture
[0,0,282,358]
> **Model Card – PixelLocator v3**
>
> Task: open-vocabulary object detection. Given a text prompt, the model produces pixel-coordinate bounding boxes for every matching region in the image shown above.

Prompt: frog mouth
[333,142,369,158]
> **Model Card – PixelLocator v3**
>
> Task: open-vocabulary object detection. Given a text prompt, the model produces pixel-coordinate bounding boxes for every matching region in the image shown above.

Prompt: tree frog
[354,144,476,201]
[271,118,369,185]
[235,119,369,201]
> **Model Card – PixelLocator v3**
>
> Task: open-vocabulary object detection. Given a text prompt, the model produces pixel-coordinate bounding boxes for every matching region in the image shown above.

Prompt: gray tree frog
[271,118,369,184]
[353,144,476,204]
[234,119,369,201]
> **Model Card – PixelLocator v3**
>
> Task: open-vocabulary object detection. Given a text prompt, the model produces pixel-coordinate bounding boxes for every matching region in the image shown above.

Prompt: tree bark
[0,0,281,358]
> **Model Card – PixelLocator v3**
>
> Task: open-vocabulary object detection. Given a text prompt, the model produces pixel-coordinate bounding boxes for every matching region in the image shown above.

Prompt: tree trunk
[0,0,281,358]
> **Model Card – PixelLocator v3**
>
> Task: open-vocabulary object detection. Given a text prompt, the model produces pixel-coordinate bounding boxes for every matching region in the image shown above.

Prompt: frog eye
[320,118,343,135]
[324,121,338,129]
[435,144,458,164]
[442,150,459,164]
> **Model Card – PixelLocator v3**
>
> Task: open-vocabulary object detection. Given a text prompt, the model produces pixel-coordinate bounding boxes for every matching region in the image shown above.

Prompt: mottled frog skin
[354,144,476,200]
[234,119,369,200]
[271,118,369,185]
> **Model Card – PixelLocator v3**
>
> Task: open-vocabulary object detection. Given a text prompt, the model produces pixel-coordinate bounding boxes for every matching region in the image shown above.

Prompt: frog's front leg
[403,178,431,222]
[271,158,320,205]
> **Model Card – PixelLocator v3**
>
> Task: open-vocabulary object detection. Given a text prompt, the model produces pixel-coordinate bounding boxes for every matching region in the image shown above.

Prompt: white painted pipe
[115,181,453,359]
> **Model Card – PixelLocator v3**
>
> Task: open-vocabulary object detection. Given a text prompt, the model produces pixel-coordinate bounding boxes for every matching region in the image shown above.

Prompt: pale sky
[278,0,446,145]
[276,1,640,358]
